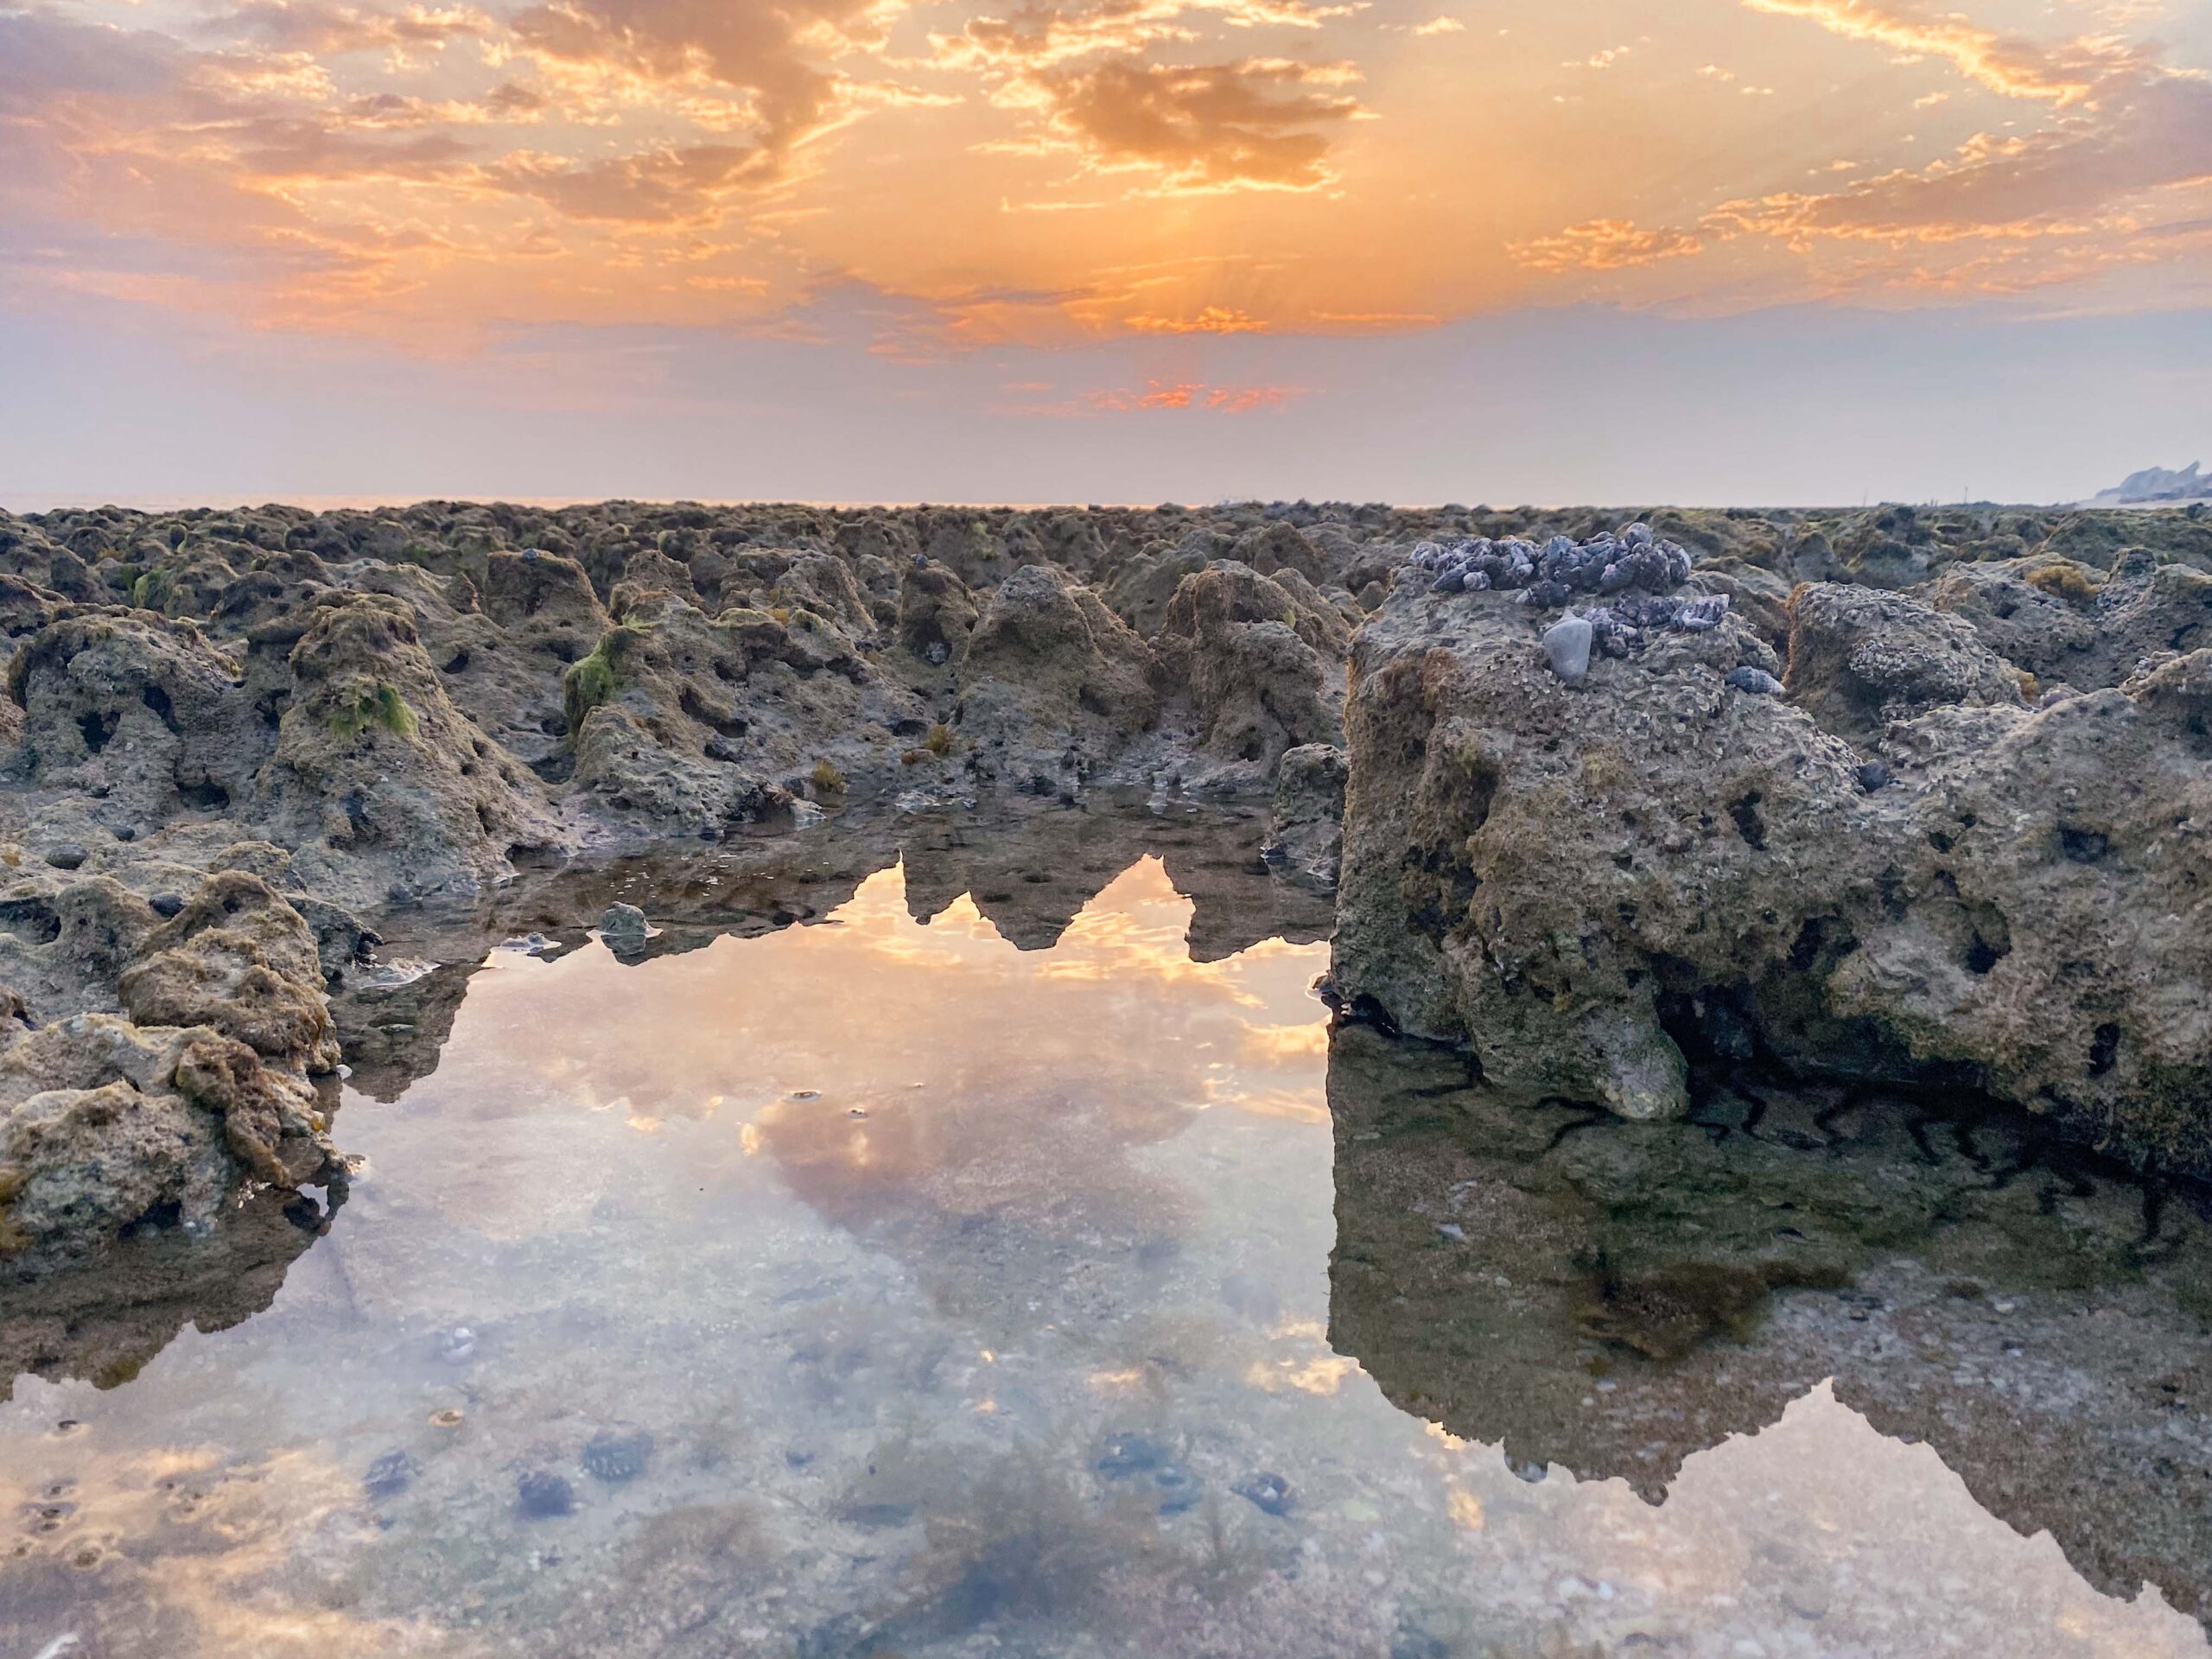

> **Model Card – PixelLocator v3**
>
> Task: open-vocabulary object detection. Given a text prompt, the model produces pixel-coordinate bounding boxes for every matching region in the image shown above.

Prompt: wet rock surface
[1330,532,2212,1167]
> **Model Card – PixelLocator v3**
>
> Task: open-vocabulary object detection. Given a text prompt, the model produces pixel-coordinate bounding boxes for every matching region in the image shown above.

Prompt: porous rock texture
[0,870,340,1275]
[1154,561,1350,778]
[1266,743,1349,888]
[259,595,557,901]
[1330,556,2212,1169]
[0,494,2205,1276]
[950,563,1158,787]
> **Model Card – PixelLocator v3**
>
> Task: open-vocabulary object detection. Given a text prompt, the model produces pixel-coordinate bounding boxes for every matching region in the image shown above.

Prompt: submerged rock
[599,903,649,943]
[517,1470,576,1518]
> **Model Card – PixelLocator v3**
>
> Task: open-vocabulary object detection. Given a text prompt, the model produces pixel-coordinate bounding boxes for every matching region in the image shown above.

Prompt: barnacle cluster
[1408,524,1731,658]
[1408,524,1693,607]
[1586,590,1732,658]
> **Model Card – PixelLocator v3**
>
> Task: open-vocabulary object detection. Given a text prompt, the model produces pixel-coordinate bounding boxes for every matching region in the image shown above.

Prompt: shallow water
[3,855,2208,1658]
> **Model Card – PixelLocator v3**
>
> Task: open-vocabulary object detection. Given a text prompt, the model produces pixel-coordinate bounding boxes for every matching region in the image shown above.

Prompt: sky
[1,0,2209,504]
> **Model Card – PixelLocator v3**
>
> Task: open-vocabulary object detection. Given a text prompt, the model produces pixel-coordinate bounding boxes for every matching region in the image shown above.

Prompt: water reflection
[1,856,2203,1658]
[1326,1022,2212,1624]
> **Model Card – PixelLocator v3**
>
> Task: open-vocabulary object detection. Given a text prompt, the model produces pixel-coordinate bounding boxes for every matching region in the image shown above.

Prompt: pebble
[517,1471,575,1518]
[1231,1471,1295,1516]
[364,1451,416,1501]
[44,844,86,871]
[1541,613,1593,683]
[1095,1433,1172,1478]
[599,903,649,941]
[437,1326,476,1364]
[1725,667,1785,696]
[149,893,186,918]
[1853,760,1892,792]
[582,1429,655,1484]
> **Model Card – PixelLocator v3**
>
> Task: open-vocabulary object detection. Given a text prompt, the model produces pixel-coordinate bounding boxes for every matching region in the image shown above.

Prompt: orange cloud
[1705,72,2212,245]
[1125,303,1269,333]
[1738,0,2149,105]
[209,0,493,57]
[1,0,2203,358]
[928,0,1358,73]
[1005,377,1303,413]
[1510,219,1704,272]
[1203,383,1298,410]
[479,141,777,221]
[508,0,908,169]
[1084,380,1300,413]
[1027,56,1365,192]
[1689,0,2212,299]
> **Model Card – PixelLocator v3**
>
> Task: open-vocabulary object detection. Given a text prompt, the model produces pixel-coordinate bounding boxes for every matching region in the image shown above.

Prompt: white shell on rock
[1541,613,1594,683]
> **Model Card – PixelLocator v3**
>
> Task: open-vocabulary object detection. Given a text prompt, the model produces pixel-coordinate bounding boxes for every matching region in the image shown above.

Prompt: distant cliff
[2090,461,2205,505]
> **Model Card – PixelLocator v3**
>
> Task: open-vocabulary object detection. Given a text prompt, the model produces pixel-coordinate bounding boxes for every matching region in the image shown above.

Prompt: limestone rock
[567,592,920,832]
[1783,582,2025,736]
[1330,579,2212,1165]
[1154,561,1349,774]
[7,607,267,825]
[1265,743,1348,888]
[118,872,340,1072]
[896,559,980,666]
[0,1014,337,1274]
[952,564,1157,784]
[257,595,554,902]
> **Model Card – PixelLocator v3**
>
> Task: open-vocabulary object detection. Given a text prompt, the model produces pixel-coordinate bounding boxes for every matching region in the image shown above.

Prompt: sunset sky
[2,0,2208,503]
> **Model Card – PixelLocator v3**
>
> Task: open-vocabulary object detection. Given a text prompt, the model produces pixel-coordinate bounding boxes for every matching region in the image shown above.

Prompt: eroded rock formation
[1329,537,2212,1169]
[0,872,340,1275]
[0,495,2206,1284]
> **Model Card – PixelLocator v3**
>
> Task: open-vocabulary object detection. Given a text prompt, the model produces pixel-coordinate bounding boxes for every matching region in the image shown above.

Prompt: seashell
[1542,613,1594,683]
[1725,666,1784,695]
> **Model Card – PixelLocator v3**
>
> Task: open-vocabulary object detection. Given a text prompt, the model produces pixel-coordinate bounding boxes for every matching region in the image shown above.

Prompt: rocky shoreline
[0,496,2206,1283]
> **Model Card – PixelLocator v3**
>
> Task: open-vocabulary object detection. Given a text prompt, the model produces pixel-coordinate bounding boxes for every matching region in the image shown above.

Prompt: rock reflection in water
[2,857,2206,1659]
[0,1184,337,1402]
[329,796,1333,1104]
[1327,1021,2212,1622]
